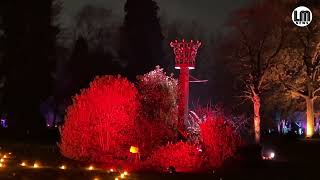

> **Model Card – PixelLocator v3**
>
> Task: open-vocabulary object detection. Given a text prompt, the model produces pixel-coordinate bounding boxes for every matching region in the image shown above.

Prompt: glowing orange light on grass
[33,163,39,168]
[120,173,125,179]
[129,146,139,154]
[87,165,94,170]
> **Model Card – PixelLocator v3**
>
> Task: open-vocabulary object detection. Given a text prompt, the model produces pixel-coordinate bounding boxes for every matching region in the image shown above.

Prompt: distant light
[93,178,99,180]
[3,155,7,158]
[123,171,128,176]
[20,162,26,166]
[33,163,39,168]
[270,152,275,159]
[88,165,94,170]
[0,159,4,162]
[115,178,119,180]
[0,163,4,167]
[197,147,203,152]
[8,152,11,155]
[60,165,66,170]
[262,151,276,160]
[110,168,114,172]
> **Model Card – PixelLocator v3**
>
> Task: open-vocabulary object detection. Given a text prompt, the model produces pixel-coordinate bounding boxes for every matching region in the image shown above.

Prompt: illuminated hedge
[200,113,242,168]
[59,75,139,162]
[146,142,202,172]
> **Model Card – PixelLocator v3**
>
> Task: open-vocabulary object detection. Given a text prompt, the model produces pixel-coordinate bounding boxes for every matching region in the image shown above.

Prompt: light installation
[170,39,201,131]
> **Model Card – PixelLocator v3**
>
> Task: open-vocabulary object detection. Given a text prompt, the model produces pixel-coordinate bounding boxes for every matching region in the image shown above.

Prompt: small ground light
[33,163,39,168]
[0,163,4,167]
[270,152,275,159]
[120,173,125,179]
[123,171,128,176]
[3,155,7,158]
[115,178,119,180]
[88,165,94,170]
[59,165,66,170]
[110,168,114,172]
[8,152,11,155]
[0,159,4,162]
[20,162,26,166]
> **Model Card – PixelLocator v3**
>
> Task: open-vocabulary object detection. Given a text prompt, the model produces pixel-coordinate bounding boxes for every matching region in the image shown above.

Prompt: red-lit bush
[200,113,242,168]
[136,119,176,158]
[137,66,178,128]
[59,75,139,162]
[145,142,203,172]
[136,66,178,158]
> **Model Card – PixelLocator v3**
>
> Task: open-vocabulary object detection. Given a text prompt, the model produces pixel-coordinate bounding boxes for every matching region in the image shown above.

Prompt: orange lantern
[129,146,139,154]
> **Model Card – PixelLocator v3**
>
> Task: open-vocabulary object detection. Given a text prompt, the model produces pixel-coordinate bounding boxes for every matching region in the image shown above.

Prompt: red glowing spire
[170,39,201,69]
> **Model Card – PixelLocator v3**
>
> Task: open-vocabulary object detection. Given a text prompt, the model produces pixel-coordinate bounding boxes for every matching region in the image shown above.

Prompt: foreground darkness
[0,136,319,180]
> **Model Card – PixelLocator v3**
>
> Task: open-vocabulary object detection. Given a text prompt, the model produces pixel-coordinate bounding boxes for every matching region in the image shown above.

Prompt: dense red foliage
[145,142,202,172]
[137,66,178,128]
[59,75,139,162]
[58,72,243,172]
[200,114,242,168]
[136,119,176,158]
[136,67,178,158]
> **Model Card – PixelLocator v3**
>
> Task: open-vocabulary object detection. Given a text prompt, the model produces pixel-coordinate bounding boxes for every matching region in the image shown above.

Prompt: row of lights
[0,152,11,168]
[0,152,130,180]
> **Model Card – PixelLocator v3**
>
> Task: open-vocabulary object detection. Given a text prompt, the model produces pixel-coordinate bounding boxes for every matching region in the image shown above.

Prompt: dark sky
[62,0,251,31]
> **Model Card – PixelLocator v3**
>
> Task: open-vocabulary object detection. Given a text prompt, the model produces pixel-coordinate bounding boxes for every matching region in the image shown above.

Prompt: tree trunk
[253,93,261,144]
[306,97,314,138]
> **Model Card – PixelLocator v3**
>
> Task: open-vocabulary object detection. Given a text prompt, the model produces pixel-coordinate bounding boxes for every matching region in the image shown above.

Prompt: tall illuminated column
[170,39,201,131]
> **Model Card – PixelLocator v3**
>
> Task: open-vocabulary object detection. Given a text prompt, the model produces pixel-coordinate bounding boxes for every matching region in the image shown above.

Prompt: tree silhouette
[0,0,60,135]
[120,0,164,79]
[73,5,114,51]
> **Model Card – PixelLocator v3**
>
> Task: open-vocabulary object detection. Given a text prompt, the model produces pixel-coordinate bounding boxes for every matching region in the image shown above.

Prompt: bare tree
[278,3,320,137]
[226,1,286,143]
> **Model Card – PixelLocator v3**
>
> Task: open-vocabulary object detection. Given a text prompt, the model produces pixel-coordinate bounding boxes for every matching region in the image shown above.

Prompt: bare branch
[313,95,320,101]
[266,26,284,62]
[313,86,320,97]
[291,90,308,99]
[282,82,307,98]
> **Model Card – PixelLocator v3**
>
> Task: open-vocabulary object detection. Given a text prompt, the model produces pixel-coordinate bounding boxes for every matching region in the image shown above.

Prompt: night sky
[63,0,251,31]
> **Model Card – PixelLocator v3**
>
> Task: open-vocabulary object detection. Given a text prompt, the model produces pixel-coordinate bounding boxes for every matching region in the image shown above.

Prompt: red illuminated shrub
[137,66,178,128]
[59,75,139,162]
[145,142,203,172]
[200,113,242,168]
[136,119,176,158]
[136,66,178,158]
